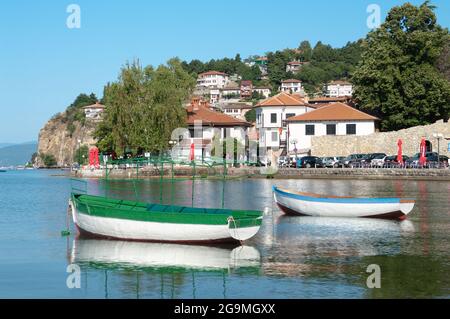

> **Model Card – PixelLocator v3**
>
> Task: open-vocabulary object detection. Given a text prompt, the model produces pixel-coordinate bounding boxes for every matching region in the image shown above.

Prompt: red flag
[189,143,195,161]
[397,139,403,165]
[419,138,427,166]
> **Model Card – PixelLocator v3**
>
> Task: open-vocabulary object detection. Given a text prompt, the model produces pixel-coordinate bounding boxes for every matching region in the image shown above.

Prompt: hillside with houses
[35,2,450,168]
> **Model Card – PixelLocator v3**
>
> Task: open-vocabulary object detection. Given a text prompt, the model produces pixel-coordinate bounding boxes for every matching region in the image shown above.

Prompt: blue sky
[0,0,449,143]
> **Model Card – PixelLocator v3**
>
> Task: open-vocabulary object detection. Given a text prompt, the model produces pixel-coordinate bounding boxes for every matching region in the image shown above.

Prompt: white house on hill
[286,102,379,154]
[196,71,230,89]
[325,80,353,97]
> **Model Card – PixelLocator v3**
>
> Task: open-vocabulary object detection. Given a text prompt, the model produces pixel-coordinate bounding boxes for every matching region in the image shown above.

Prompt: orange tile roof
[83,102,105,109]
[308,96,352,103]
[286,102,379,122]
[256,92,310,107]
[198,71,228,77]
[186,102,251,127]
[282,79,302,83]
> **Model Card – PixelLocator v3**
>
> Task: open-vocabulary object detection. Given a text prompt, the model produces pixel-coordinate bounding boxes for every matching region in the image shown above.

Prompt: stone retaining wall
[311,120,450,157]
[75,166,450,181]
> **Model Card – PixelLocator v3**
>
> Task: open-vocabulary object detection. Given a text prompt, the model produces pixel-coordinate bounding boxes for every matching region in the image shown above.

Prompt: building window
[271,113,277,124]
[326,124,336,135]
[271,131,278,142]
[305,125,315,136]
[346,124,356,135]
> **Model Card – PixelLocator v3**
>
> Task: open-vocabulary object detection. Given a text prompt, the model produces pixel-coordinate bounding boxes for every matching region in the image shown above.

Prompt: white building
[196,71,229,89]
[83,102,105,121]
[286,61,304,74]
[223,103,254,120]
[286,102,379,154]
[280,79,303,94]
[255,93,315,157]
[325,80,353,97]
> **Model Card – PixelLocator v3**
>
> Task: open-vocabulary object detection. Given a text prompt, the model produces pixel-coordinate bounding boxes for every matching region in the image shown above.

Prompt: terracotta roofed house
[280,79,303,94]
[180,97,252,160]
[196,71,230,89]
[255,92,316,158]
[286,102,379,154]
[83,102,105,121]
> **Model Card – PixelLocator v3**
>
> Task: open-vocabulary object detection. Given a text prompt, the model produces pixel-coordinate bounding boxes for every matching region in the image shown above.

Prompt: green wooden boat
[69,194,263,244]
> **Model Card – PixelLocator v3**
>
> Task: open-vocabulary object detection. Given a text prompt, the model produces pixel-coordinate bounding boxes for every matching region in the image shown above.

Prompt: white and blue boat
[273,186,415,220]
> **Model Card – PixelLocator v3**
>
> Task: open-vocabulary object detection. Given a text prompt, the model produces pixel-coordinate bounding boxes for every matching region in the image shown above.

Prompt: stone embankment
[74,166,450,181]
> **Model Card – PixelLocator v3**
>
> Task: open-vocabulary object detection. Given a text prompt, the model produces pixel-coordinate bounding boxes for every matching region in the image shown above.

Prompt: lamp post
[77,139,82,167]
[433,133,444,166]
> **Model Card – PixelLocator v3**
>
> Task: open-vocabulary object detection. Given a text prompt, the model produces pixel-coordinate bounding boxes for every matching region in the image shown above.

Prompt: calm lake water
[1,170,449,298]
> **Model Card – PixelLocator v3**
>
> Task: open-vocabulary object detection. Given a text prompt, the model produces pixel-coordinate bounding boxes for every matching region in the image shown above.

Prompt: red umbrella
[419,138,427,166]
[189,143,195,161]
[397,139,403,165]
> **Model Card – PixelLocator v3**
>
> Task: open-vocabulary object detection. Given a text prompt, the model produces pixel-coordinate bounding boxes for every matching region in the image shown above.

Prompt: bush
[40,153,57,167]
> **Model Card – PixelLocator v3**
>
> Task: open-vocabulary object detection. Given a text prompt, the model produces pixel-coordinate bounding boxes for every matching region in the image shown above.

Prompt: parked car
[322,156,345,168]
[371,154,387,167]
[349,153,386,167]
[338,154,366,167]
[297,156,324,168]
[405,152,438,166]
[383,155,410,167]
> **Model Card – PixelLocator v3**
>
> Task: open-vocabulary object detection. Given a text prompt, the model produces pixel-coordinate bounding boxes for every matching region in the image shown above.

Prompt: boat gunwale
[71,193,263,226]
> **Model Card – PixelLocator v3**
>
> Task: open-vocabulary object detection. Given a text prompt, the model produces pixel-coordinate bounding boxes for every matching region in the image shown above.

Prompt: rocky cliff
[36,113,98,167]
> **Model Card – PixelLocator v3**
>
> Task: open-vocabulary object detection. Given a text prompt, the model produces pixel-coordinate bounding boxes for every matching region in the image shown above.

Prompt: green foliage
[30,152,38,164]
[266,41,363,94]
[64,93,97,136]
[95,58,195,155]
[74,145,89,165]
[40,153,57,167]
[352,2,450,131]
[245,108,256,123]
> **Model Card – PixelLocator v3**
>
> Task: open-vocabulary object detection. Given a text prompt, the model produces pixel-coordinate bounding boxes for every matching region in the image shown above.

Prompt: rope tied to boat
[227,216,243,245]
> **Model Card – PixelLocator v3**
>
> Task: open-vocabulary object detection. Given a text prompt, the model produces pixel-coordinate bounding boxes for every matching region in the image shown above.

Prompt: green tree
[95,58,195,155]
[352,1,450,130]
[40,153,57,167]
[74,145,89,165]
[245,108,256,122]
[298,41,312,61]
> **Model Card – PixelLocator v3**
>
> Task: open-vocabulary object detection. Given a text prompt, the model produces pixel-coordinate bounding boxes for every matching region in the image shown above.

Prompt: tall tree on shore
[95,58,195,155]
[352,1,450,131]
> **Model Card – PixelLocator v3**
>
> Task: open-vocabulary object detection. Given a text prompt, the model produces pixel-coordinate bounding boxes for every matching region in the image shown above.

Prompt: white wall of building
[287,120,375,152]
[326,84,353,97]
[197,74,229,88]
[256,105,314,149]
[281,82,302,93]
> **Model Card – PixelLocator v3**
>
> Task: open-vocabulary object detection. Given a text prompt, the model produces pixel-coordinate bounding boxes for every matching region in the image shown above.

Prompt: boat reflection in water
[274,216,415,258]
[70,239,261,272]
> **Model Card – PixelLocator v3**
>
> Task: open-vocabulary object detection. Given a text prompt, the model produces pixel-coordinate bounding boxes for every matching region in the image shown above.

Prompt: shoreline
[72,167,450,181]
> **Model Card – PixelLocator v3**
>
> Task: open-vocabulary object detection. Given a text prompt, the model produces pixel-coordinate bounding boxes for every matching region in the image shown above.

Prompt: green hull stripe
[72,194,263,227]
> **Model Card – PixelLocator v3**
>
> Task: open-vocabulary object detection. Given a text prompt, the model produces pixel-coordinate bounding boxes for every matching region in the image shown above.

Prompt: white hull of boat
[71,239,261,270]
[70,201,261,243]
[273,187,414,220]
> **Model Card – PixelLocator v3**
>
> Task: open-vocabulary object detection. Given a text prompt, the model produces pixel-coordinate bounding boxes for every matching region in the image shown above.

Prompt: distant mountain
[0,142,38,166]
[0,143,14,149]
